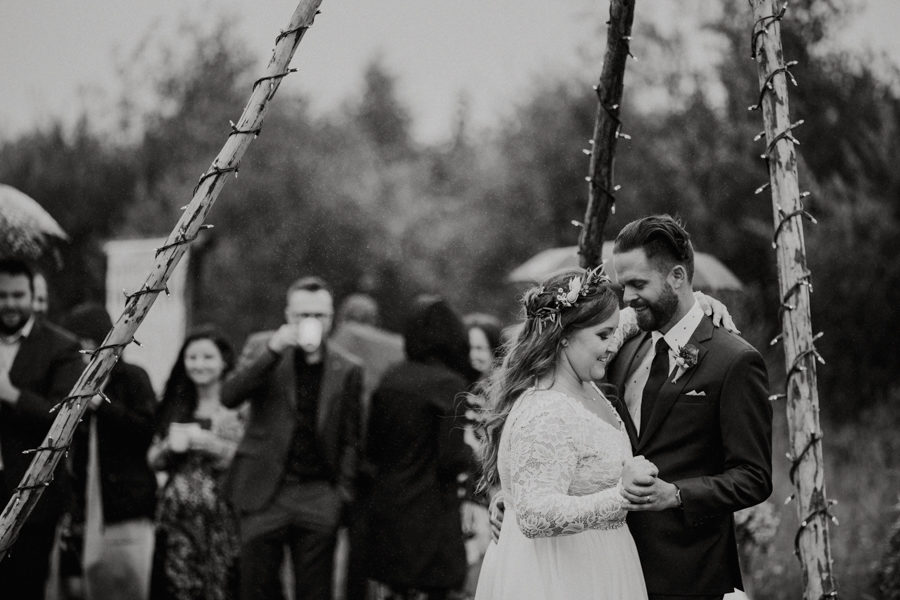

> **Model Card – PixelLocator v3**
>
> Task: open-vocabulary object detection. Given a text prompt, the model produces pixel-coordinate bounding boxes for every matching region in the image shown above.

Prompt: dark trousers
[240,524,337,600]
[0,519,58,600]
[239,479,342,600]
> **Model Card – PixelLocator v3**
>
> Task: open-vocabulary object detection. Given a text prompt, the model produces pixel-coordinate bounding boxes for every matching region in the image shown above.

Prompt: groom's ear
[668,264,689,289]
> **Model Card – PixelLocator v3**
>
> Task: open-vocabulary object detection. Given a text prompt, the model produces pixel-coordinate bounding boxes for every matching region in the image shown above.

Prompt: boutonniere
[671,344,700,383]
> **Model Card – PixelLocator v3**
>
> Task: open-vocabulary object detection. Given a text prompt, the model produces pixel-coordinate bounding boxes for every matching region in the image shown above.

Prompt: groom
[609,215,772,600]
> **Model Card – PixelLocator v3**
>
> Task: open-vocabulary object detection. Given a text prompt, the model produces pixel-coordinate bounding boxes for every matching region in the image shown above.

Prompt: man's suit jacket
[221,331,363,515]
[0,320,83,524]
[607,315,773,596]
[71,361,158,525]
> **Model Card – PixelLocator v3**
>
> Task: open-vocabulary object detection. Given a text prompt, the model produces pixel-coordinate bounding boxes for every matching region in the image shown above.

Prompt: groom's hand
[489,491,506,543]
[621,477,680,511]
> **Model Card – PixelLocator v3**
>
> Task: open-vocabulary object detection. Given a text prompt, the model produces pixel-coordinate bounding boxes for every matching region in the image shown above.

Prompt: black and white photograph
[1,1,899,599]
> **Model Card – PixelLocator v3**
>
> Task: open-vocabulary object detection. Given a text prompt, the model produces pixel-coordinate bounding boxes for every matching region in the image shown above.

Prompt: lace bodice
[498,389,633,538]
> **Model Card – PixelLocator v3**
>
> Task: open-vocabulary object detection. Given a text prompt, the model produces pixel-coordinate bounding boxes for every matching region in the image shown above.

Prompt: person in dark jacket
[361,295,476,599]
[0,259,83,600]
[62,303,159,600]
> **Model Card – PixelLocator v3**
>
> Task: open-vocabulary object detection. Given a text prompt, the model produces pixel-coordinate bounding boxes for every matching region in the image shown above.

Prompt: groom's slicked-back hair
[614,214,695,282]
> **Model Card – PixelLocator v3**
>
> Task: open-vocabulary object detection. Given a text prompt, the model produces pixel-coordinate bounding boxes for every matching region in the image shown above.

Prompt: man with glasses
[223,276,363,600]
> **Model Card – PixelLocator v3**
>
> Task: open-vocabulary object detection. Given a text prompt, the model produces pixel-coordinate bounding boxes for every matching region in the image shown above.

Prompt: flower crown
[526,265,612,333]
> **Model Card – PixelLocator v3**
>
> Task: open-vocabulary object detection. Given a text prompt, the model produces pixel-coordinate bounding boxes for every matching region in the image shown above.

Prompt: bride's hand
[489,490,506,543]
[694,291,740,333]
[621,455,657,489]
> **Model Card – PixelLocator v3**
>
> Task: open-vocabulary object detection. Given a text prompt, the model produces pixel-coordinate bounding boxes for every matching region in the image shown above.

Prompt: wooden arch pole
[748,1,837,598]
[579,0,636,268]
[0,0,325,561]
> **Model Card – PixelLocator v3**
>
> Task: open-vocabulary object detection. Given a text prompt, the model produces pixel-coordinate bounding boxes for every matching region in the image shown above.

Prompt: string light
[275,23,310,45]
[252,68,299,101]
[193,165,239,196]
[155,224,215,256]
[748,62,799,111]
[750,2,788,60]
[584,8,635,226]
[230,121,262,138]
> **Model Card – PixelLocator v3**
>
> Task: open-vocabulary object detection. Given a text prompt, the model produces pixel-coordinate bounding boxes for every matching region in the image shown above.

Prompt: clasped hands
[619,455,680,512]
[488,454,680,542]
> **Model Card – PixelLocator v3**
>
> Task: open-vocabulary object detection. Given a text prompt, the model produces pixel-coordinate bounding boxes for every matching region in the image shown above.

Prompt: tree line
[1,3,897,419]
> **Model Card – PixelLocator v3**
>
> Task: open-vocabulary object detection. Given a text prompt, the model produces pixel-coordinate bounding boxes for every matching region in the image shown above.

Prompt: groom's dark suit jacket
[608,315,773,596]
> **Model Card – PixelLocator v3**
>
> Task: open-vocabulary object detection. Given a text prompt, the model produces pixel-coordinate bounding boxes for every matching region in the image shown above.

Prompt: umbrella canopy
[507,242,743,291]
[0,184,69,260]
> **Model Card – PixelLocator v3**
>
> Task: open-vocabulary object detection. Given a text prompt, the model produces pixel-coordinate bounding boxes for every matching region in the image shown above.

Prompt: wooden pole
[748,2,837,598]
[578,0,636,268]
[0,0,325,561]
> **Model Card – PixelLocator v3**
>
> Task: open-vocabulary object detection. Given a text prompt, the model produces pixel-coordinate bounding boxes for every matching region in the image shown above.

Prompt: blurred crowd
[0,258,505,600]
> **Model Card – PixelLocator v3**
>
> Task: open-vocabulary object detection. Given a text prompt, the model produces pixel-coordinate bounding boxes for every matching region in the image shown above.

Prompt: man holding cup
[222,276,363,600]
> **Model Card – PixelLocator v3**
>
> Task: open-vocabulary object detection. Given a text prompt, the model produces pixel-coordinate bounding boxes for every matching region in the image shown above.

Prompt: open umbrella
[0,184,69,260]
[507,242,743,291]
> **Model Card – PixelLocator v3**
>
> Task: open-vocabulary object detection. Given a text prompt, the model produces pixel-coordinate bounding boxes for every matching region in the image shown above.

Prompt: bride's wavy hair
[473,268,619,493]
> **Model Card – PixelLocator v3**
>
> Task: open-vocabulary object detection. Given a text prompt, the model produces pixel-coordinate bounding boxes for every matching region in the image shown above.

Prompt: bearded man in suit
[609,215,773,600]
[0,258,83,599]
[222,276,363,600]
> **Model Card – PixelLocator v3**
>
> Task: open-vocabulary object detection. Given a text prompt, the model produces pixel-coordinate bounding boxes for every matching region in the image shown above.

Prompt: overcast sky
[2,0,898,143]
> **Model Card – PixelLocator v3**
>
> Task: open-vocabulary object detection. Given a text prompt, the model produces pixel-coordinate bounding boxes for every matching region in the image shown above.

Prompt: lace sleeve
[507,395,625,538]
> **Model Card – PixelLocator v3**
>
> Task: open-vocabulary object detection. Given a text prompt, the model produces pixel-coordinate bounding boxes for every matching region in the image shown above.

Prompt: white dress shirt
[623,299,704,433]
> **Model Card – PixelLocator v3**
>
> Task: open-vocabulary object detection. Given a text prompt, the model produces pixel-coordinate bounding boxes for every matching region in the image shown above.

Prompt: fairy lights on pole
[578,0,637,268]
[0,0,326,561]
[748,1,838,598]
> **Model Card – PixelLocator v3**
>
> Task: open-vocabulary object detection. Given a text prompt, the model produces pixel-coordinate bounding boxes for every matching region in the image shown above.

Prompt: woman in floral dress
[148,326,243,600]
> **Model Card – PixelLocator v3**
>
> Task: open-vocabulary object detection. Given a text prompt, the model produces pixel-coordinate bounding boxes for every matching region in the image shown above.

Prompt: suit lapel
[9,321,45,385]
[636,317,713,451]
[317,349,345,433]
[611,334,644,448]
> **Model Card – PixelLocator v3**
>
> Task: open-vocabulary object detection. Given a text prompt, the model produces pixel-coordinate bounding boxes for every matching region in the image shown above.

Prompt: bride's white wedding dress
[474,387,648,600]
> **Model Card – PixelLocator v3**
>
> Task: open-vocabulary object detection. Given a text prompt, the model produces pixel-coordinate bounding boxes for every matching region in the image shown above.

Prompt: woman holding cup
[148,326,243,600]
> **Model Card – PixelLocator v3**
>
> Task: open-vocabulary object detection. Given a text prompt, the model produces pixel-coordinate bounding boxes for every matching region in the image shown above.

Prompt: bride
[472,267,652,600]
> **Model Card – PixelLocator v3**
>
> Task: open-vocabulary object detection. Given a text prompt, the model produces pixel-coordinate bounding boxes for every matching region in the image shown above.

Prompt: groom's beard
[630,283,678,332]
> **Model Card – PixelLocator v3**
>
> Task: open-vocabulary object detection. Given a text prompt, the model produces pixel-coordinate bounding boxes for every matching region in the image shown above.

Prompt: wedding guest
[32,271,49,317]
[62,303,158,600]
[460,313,504,596]
[360,295,476,599]
[148,326,242,600]
[222,276,363,600]
[330,292,404,427]
[0,258,83,600]
[464,313,503,379]
[330,293,403,600]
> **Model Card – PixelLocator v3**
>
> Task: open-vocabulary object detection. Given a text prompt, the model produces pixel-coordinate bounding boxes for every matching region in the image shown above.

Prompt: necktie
[640,337,670,434]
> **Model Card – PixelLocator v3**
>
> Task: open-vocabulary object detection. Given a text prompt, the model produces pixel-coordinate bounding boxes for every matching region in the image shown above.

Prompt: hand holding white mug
[267,323,300,354]
[168,422,200,453]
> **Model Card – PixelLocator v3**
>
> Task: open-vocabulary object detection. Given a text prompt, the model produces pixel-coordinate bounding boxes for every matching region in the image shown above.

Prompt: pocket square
[685,390,706,396]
